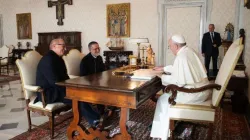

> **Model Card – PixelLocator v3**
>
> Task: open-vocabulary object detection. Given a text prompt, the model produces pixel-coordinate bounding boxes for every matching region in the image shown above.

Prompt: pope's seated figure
[150,35,210,140]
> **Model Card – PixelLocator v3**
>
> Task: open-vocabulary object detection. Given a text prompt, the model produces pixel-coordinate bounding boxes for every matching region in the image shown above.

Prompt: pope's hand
[153,66,164,71]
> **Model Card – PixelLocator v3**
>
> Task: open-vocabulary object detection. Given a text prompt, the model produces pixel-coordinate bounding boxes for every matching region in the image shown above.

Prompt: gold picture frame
[107,3,130,37]
[129,55,137,66]
[16,13,32,39]
[245,0,250,9]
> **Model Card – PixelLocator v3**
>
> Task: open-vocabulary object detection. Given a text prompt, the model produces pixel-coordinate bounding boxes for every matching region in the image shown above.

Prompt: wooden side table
[12,49,33,64]
[221,40,232,55]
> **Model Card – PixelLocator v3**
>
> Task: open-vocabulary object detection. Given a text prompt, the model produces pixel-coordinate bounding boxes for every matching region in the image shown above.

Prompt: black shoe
[91,120,103,131]
[148,123,152,131]
[102,118,112,130]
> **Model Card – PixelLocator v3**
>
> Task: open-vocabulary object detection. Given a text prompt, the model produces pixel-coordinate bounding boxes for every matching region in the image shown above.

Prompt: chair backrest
[62,49,85,76]
[8,45,15,57]
[0,45,10,63]
[212,38,244,107]
[16,51,42,99]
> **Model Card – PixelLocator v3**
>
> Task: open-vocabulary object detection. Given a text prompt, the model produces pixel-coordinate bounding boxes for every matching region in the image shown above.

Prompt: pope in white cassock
[150,35,211,140]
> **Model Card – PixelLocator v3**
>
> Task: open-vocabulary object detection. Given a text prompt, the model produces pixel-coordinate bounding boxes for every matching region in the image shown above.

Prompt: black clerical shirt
[80,53,105,76]
[35,50,69,104]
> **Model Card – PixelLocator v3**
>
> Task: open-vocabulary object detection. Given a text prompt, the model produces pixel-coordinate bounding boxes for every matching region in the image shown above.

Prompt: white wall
[210,0,236,38]
[0,0,158,58]
[242,7,250,101]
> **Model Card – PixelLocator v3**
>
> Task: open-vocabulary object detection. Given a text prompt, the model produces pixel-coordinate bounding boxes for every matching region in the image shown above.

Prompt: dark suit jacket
[80,53,105,76]
[202,32,222,56]
[35,50,69,104]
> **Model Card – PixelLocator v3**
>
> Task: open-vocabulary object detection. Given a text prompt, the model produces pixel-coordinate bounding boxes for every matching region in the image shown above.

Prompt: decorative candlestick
[26,42,30,49]
[17,42,22,49]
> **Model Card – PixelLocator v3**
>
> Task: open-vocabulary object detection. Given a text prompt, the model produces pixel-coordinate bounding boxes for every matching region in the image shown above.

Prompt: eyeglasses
[55,44,66,50]
[56,44,65,47]
[91,47,100,51]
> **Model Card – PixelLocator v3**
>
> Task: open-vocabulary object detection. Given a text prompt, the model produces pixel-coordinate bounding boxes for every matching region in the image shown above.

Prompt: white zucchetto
[171,34,186,44]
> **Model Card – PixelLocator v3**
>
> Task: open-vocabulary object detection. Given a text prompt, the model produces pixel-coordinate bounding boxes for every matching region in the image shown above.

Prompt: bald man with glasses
[35,38,103,128]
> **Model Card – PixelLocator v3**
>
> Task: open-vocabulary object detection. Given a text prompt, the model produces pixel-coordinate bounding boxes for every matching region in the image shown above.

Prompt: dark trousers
[63,99,100,125]
[205,54,218,76]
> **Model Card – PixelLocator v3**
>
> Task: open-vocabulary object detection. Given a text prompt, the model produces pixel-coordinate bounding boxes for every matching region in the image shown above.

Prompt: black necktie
[210,32,214,43]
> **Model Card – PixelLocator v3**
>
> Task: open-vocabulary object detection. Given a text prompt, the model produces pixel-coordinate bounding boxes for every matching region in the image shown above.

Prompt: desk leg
[67,100,94,140]
[67,100,108,140]
[114,107,131,140]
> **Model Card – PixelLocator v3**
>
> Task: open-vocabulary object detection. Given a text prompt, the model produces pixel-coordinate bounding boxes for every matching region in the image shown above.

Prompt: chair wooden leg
[49,113,55,139]
[169,120,175,140]
[208,123,213,140]
[13,65,16,75]
[26,109,32,132]
[7,65,9,75]
[7,81,13,96]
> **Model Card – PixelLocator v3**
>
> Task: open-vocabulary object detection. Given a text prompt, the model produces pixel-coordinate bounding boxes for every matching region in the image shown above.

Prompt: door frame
[157,0,211,65]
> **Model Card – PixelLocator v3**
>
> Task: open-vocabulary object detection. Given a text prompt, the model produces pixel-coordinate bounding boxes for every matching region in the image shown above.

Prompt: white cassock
[150,46,211,140]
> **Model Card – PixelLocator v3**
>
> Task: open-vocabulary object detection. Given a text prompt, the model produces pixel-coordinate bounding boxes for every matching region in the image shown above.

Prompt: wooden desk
[57,68,162,140]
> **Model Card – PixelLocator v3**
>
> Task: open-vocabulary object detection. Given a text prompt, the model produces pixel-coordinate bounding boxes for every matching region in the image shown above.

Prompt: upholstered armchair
[0,45,11,75]
[16,50,71,139]
[164,38,243,139]
[62,49,85,78]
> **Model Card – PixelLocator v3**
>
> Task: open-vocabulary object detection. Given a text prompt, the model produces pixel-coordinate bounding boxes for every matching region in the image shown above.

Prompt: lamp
[129,38,149,65]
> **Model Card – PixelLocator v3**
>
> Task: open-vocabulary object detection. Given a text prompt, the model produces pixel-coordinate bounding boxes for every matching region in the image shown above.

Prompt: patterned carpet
[10,100,250,140]
[0,75,20,84]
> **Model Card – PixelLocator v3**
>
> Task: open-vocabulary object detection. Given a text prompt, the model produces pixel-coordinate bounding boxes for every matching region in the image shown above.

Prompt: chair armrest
[24,85,47,108]
[164,84,221,105]
[0,57,7,60]
[24,85,41,92]
[69,75,80,79]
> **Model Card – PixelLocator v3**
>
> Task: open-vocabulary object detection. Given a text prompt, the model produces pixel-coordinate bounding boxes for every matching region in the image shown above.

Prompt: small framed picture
[129,55,137,65]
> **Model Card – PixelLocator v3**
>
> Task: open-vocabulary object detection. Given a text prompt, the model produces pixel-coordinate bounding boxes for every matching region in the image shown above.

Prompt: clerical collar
[49,50,60,57]
[91,53,97,58]
[176,46,187,56]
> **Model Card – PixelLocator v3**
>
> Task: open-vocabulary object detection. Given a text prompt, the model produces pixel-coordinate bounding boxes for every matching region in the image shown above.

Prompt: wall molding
[0,14,3,47]
[157,0,210,65]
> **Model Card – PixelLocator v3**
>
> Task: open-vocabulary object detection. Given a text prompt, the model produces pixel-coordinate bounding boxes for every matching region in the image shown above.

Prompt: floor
[0,79,48,140]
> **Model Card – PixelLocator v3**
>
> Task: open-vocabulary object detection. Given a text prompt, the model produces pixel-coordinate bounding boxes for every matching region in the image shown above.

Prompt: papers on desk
[232,70,246,77]
[130,69,163,80]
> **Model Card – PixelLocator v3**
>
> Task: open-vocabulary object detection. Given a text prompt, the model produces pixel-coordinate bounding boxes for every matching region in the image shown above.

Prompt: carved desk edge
[56,81,134,94]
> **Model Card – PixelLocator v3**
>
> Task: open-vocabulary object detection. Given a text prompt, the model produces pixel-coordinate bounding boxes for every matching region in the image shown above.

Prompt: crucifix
[48,0,73,26]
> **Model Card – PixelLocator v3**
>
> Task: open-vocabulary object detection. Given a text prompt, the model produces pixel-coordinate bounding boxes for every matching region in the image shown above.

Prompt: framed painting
[245,0,250,9]
[16,13,32,39]
[107,3,130,37]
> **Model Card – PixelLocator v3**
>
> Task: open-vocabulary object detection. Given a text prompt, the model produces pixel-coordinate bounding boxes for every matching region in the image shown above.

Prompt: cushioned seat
[68,75,80,79]
[29,98,66,112]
